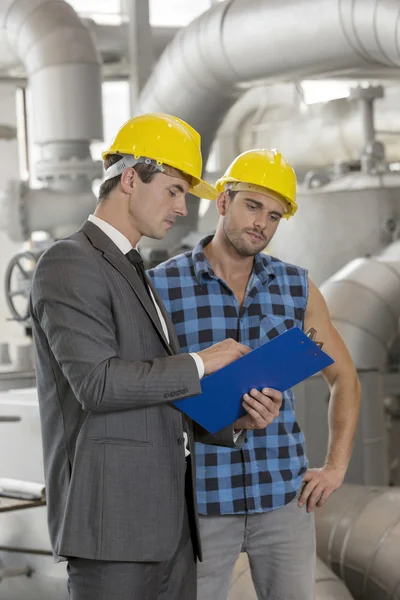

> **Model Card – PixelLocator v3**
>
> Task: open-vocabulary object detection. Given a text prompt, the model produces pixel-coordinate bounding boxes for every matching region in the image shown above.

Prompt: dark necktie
[126,249,151,297]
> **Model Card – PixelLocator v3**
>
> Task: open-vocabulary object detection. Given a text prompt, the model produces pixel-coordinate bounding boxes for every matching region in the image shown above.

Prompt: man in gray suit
[30,113,282,600]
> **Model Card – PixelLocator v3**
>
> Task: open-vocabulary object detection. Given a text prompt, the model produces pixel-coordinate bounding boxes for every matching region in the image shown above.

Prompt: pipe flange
[35,157,103,182]
[349,85,384,102]
[0,180,29,242]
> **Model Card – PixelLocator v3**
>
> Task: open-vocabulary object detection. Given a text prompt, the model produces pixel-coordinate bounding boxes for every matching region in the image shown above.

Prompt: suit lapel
[80,221,173,355]
[147,278,181,354]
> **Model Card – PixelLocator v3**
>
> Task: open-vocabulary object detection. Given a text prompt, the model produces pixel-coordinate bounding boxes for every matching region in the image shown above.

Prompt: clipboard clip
[305,327,324,349]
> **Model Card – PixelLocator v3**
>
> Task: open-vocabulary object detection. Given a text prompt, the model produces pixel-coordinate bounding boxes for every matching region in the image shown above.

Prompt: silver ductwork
[89,23,179,68]
[0,21,180,77]
[316,484,400,599]
[138,0,400,162]
[228,553,354,599]
[216,83,400,178]
[320,241,400,370]
[0,0,103,241]
[1,0,102,157]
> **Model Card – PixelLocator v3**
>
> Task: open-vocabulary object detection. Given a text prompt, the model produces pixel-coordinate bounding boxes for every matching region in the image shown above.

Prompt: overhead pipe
[0,21,179,73]
[215,84,400,176]
[0,0,104,240]
[316,483,400,599]
[136,0,400,250]
[137,0,400,163]
[1,0,103,164]
[84,22,179,67]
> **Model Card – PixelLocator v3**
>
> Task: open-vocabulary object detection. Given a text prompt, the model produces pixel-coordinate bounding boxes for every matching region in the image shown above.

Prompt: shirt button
[177,436,185,445]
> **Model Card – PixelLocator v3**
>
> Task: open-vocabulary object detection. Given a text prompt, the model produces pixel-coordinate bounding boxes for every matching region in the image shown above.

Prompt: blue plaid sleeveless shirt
[148,235,309,515]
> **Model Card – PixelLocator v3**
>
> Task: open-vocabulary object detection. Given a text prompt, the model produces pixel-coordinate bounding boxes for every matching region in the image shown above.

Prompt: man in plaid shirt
[148,149,360,600]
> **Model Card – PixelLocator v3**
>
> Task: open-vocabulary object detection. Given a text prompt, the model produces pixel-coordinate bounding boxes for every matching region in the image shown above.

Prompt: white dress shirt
[88,214,204,456]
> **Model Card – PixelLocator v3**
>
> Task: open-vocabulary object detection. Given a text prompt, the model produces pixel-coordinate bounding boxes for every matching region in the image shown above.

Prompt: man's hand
[298,464,346,512]
[197,339,251,375]
[233,388,282,430]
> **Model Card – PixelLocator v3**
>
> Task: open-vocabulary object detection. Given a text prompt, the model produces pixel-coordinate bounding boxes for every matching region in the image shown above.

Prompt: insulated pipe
[315,483,400,600]
[0,0,103,150]
[0,0,103,239]
[84,22,179,66]
[2,180,97,242]
[0,22,179,72]
[137,0,400,162]
[137,0,400,251]
[228,553,354,599]
[320,244,400,370]
[217,84,400,176]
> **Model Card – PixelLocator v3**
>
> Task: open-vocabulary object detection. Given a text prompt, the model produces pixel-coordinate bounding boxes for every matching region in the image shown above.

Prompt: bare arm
[299,277,361,511]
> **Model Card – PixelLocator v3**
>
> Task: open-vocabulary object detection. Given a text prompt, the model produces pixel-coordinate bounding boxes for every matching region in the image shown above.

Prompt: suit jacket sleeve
[194,423,246,449]
[30,241,201,413]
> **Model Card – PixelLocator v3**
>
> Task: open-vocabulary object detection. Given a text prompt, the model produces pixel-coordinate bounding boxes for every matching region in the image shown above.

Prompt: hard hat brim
[189,178,218,201]
[216,176,297,217]
[101,150,217,200]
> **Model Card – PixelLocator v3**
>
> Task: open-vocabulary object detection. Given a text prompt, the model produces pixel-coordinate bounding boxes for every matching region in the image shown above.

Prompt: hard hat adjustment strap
[103,154,165,182]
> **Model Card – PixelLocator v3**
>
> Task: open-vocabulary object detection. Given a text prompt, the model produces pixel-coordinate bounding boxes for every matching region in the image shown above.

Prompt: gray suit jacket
[30,221,242,564]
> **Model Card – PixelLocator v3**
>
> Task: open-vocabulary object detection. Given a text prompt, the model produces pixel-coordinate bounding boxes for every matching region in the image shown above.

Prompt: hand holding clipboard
[174,327,334,433]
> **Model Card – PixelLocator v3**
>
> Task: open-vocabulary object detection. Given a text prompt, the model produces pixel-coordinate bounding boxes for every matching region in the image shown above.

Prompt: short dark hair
[97,154,160,203]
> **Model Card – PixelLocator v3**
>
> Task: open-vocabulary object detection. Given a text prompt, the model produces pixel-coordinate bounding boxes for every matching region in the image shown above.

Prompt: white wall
[0,83,26,357]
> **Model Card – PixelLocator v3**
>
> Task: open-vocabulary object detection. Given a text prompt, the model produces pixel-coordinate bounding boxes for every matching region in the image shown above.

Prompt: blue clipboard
[174,327,334,433]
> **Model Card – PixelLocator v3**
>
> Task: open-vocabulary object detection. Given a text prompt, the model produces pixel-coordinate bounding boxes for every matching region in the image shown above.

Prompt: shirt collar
[88,214,132,255]
[192,235,276,286]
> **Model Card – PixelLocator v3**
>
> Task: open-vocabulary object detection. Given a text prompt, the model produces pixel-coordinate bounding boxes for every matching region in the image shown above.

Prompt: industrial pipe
[320,243,400,369]
[138,0,400,162]
[0,0,102,153]
[0,0,103,240]
[316,483,400,599]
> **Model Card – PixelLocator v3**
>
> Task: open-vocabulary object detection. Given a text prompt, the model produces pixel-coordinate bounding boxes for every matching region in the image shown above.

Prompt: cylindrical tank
[228,552,354,599]
[267,172,400,285]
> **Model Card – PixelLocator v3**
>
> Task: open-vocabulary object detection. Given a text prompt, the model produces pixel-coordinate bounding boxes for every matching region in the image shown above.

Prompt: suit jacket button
[177,436,185,445]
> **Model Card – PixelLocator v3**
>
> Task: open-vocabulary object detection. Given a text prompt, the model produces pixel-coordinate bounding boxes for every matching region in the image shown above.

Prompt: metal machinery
[0,0,400,599]
[0,0,103,597]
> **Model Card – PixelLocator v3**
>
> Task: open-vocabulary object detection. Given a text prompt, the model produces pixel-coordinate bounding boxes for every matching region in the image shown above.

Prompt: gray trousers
[67,500,196,600]
[197,493,315,600]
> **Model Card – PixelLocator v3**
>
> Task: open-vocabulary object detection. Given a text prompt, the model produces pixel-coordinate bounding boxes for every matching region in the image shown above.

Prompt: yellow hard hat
[101,112,217,201]
[215,149,297,218]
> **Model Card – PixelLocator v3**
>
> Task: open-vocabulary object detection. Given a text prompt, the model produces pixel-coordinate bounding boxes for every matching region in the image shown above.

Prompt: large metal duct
[228,552,354,599]
[86,22,179,67]
[320,241,400,369]
[0,0,103,240]
[0,21,179,75]
[0,0,102,158]
[137,0,400,162]
[316,483,400,599]
[221,84,400,175]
